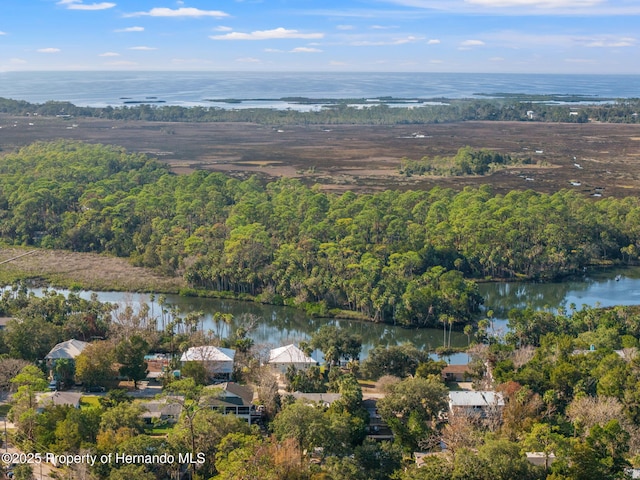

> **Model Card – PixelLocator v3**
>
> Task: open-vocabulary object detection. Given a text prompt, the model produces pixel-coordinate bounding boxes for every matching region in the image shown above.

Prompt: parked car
[84,385,106,393]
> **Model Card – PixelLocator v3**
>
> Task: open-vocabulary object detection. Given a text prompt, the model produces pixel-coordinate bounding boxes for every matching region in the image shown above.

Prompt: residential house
[44,339,89,382]
[448,391,504,420]
[363,398,393,441]
[36,391,82,412]
[291,392,342,408]
[139,397,184,424]
[441,364,472,383]
[180,346,235,381]
[268,344,317,373]
[45,339,88,364]
[144,353,171,381]
[205,382,261,424]
[525,452,557,469]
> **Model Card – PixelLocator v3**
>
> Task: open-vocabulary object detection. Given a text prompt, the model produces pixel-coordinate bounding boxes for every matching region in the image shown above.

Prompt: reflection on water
[129,294,469,360]
[478,266,640,322]
[26,289,466,361]
[23,266,640,363]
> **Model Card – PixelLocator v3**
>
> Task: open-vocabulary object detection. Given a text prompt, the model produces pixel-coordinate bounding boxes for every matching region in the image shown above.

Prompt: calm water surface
[26,266,640,362]
[2,71,638,108]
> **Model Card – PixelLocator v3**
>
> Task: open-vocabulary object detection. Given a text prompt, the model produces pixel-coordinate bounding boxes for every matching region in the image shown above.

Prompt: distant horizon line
[2,70,640,76]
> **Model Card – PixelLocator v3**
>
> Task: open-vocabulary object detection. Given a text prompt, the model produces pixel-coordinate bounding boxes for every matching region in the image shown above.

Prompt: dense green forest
[0,95,639,125]
[2,141,640,327]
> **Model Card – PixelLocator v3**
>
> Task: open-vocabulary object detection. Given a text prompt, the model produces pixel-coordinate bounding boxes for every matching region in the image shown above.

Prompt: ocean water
[0,71,639,108]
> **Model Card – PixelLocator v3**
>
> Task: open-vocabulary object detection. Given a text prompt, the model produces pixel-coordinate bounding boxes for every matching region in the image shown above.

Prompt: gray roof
[37,391,82,408]
[139,398,183,419]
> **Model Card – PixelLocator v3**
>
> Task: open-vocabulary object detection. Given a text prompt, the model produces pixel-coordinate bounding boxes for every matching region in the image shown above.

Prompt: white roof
[45,339,89,360]
[448,391,504,407]
[180,346,235,363]
[268,344,316,365]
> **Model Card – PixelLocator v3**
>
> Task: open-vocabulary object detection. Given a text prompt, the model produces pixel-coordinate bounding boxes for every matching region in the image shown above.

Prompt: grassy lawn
[147,423,175,436]
[80,396,101,409]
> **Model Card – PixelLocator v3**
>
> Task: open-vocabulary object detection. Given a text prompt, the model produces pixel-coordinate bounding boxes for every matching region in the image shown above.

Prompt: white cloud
[37,48,61,53]
[371,25,397,30]
[486,30,637,49]
[336,25,355,30]
[115,26,144,32]
[129,46,157,51]
[489,56,505,61]
[264,48,285,53]
[57,0,115,11]
[564,58,597,63]
[0,31,7,36]
[210,27,324,41]
[10,58,27,64]
[236,57,261,63]
[214,26,233,32]
[351,35,424,46]
[99,52,120,57]
[378,0,640,15]
[125,7,229,18]
[459,39,485,48]
[427,39,441,44]
[291,47,323,53]
[465,0,601,7]
[584,36,636,47]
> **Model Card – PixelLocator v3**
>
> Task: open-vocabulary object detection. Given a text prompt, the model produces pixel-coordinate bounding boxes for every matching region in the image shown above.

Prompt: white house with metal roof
[180,346,235,381]
[268,344,317,373]
[45,339,89,361]
[448,390,504,419]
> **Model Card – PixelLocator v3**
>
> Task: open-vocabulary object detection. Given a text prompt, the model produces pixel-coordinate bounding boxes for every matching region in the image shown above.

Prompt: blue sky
[1,0,639,73]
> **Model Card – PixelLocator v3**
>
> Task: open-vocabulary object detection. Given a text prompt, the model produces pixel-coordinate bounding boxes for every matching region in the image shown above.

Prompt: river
[23,266,640,363]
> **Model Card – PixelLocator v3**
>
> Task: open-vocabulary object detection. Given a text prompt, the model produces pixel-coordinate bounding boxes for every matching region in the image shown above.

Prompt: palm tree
[464,324,473,346]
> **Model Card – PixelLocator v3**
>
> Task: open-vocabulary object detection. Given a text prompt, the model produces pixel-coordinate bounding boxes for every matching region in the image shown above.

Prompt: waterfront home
[180,346,235,381]
[268,344,317,373]
[441,364,472,383]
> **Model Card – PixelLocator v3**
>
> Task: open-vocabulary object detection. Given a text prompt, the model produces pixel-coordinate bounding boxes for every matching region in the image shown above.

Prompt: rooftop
[448,391,504,407]
[180,346,235,362]
[268,344,316,365]
[45,339,89,360]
